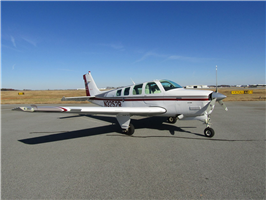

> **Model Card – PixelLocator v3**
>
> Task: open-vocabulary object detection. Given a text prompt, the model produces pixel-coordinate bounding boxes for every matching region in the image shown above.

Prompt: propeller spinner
[210,92,228,111]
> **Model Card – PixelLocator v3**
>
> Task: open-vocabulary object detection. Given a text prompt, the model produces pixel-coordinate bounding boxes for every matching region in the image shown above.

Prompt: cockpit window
[160,80,182,91]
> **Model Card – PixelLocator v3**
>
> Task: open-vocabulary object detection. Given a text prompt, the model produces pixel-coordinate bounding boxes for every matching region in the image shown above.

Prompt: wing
[12,105,166,116]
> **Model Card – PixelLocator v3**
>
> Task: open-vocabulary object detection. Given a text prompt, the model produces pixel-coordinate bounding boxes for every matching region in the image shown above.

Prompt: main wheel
[204,127,215,138]
[124,123,135,136]
[168,117,177,124]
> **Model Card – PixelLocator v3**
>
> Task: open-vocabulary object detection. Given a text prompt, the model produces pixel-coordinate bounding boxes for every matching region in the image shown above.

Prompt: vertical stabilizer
[83,71,100,96]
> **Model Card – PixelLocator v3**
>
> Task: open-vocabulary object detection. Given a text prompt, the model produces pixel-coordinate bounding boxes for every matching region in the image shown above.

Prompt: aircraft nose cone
[212,92,227,101]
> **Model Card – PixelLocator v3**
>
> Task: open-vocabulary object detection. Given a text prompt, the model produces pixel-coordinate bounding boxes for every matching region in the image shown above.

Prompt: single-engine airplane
[13,71,228,137]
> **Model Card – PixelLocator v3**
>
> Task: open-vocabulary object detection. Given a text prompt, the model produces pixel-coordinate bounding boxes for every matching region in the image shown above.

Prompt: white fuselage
[89,80,213,117]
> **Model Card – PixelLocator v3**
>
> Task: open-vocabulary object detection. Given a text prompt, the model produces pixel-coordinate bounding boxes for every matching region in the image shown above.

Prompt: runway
[2,102,265,199]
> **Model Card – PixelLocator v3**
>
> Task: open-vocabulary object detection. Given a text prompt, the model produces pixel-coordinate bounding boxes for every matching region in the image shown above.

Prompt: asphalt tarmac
[2,102,265,199]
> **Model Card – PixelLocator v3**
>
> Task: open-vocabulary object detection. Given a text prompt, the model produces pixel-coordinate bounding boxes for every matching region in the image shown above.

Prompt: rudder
[83,71,100,96]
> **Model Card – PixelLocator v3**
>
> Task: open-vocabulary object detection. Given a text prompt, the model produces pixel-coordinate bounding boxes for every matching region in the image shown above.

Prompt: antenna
[215,65,218,93]
[130,78,135,85]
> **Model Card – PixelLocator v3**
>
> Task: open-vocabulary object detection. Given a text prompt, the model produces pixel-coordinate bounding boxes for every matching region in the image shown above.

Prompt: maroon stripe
[90,97,209,101]
[59,107,67,112]
[83,74,90,96]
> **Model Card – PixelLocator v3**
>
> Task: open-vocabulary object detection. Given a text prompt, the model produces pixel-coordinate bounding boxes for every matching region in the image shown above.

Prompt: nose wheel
[204,127,215,138]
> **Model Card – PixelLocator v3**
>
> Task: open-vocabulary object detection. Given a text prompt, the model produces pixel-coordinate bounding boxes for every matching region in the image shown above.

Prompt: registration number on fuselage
[104,100,122,107]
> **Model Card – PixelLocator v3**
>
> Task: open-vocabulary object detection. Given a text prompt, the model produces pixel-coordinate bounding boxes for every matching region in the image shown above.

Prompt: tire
[125,123,135,136]
[204,127,215,138]
[168,117,177,124]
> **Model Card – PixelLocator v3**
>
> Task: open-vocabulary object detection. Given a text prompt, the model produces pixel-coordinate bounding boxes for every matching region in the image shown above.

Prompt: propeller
[211,92,228,111]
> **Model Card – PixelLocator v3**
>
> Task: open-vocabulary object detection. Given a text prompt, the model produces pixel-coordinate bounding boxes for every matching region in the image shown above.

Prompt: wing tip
[12,106,34,112]
[12,107,23,111]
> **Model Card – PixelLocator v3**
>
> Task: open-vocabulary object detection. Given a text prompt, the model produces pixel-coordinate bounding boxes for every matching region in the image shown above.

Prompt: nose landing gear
[204,127,215,137]
[204,114,215,138]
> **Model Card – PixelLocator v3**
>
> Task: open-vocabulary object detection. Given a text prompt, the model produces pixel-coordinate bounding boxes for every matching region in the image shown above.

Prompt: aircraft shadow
[19,114,262,144]
[19,115,200,145]
[82,115,196,135]
[19,124,118,145]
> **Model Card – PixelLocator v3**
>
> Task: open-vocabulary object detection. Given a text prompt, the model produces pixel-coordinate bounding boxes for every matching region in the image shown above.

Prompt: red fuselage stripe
[90,97,209,101]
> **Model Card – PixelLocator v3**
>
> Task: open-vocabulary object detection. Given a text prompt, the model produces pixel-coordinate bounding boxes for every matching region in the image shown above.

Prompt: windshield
[160,80,183,91]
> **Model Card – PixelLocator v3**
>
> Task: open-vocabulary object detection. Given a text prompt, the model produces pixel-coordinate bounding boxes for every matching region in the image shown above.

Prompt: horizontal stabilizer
[61,96,93,101]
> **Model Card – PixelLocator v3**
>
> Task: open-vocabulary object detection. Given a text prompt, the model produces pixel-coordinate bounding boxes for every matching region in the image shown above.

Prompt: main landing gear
[167,116,178,124]
[122,123,135,136]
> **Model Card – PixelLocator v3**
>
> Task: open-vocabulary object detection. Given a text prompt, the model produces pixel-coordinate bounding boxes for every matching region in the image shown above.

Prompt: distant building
[219,85,230,88]
[1,88,16,91]
[185,85,209,89]
[106,87,116,90]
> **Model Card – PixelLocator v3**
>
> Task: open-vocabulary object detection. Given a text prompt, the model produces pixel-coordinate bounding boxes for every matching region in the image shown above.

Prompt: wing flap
[12,106,166,116]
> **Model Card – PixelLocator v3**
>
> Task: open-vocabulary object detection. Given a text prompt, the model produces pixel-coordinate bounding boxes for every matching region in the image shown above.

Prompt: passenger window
[133,84,143,95]
[124,87,130,96]
[116,89,122,96]
[145,82,161,94]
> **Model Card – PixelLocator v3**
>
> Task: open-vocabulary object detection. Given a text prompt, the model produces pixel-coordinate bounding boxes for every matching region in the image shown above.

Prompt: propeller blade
[206,98,216,114]
[218,100,228,111]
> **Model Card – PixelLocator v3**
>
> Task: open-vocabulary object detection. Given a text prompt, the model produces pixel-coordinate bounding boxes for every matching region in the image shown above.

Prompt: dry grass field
[1,87,265,104]
[1,90,90,104]
[198,87,265,101]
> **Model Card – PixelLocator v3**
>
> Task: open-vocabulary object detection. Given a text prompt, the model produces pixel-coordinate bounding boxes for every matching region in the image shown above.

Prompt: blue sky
[1,1,265,90]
